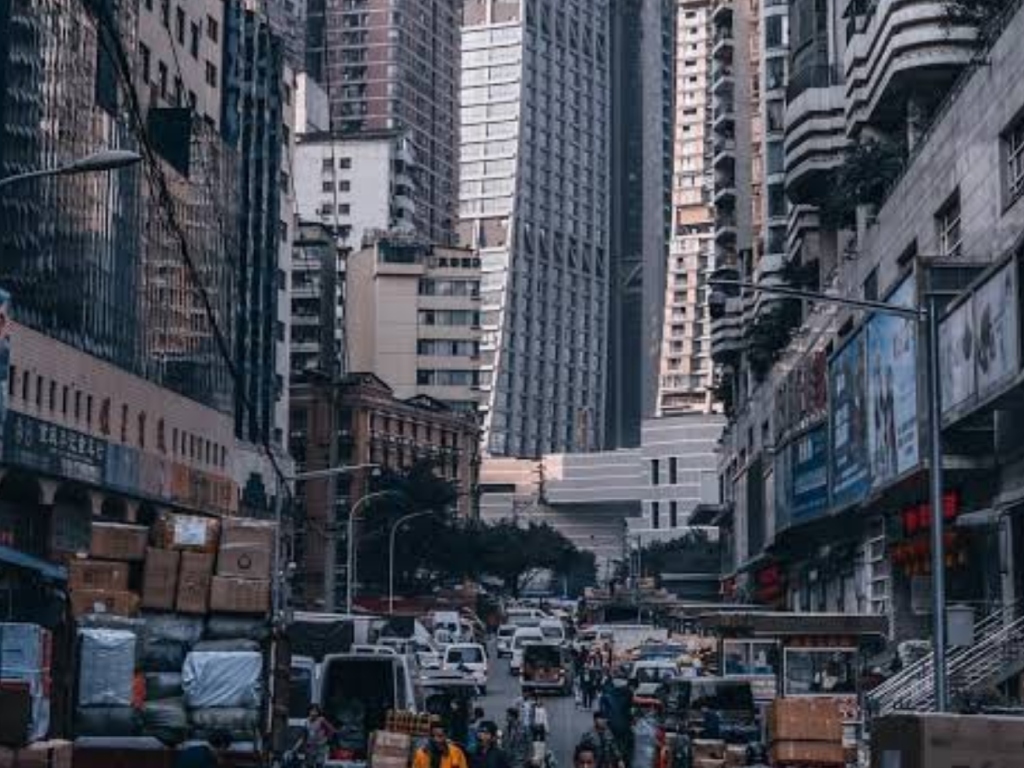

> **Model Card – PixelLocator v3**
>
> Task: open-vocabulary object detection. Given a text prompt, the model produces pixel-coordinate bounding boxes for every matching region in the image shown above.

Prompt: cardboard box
[771,741,845,765]
[769,698,844,743]
[13,741,72,768]
[176,551,215,614]
[141,548,180,610]
[153,512,220,552]
[69,589,140,618]
[209,576,270,614]
[724,745,747,768]
[69,559,131,592]
[871,713,1024,768]
[692,740,725,761]
[90,523,148,561]
[217,519,276,579]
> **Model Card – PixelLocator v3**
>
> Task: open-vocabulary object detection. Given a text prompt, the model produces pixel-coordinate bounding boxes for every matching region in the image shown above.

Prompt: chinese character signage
[792,426,829,523]
[829,332,870,508]
[5,412,107,485]
[866,278,920,488]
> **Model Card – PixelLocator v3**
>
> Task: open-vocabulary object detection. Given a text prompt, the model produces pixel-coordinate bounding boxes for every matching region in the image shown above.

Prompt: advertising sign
[829,333,870,508]
[792,426,829,523]
[0,290,10,457]
[774,441,793,532]
[973,259,1019,400]
[104,443,141,493]
[939,298,975,416]
[866,278,919,488]
[4,412,107,485]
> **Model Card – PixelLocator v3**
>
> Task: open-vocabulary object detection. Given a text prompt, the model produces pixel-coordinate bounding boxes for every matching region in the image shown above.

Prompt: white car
[443,642,489,693]
[539,618,566,645]
[496,624,518,658]
[510,627,545,676]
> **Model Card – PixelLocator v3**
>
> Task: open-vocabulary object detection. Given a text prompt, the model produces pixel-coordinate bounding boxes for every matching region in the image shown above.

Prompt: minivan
[510,627,545,676]
[442,642,489,693]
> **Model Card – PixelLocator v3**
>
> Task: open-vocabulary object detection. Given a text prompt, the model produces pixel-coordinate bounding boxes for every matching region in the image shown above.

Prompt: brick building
[289,372,479,608]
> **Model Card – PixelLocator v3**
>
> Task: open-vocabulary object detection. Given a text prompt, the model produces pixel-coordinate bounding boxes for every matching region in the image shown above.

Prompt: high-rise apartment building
[309,0,461,245]
[289,221,341,379]
[606,0,676,448]
[346,237,483,412]
[459,0,611,458]
[658,0,716,416]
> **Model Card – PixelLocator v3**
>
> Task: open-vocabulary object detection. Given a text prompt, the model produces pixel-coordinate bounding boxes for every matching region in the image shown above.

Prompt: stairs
[868,603,1024,716]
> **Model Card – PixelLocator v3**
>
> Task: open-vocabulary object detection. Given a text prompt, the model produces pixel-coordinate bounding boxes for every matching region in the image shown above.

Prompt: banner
[974,259,1019,400]
[939,298,975,417]
[792,426,829,523]
[866,278,919,488]
[829,332,870,508]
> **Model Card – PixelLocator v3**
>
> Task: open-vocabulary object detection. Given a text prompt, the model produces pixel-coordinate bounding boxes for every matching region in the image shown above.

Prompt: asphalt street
[479,648,593,768]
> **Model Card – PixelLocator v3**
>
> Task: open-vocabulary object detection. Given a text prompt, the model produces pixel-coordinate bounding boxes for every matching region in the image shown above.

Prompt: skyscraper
[310,0,461,246]
[657,0,717,416]
[459,0,611,457]
[606,0,676,448]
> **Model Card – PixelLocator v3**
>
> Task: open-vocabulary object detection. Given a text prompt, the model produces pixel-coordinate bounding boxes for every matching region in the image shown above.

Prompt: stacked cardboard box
[871,713,1024,768]
[69,523,149,618]
[692,739,725,768]
[724,745,747,768]
[210,519,275,615]
[0,624,52,745]
[0,739,72,768]
[768,699,844,765]
[370,731,413,768]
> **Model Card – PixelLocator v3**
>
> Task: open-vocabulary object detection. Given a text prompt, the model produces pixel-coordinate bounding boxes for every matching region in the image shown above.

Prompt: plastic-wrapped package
[78,628,137,707]
[192,639,261,653]
[140,637,187,672]
[143,614,204,645]
[144,672,183,700]
[189,707,260,741]
[75,706,142,737]
[182,651,262,709]
[142,698,189,745]
[204,616,270,642]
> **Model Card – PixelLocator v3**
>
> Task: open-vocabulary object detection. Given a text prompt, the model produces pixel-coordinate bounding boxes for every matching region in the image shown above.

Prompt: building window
[1005,116,1024,205]
[338,204,351,215]
[48,381,56,412]
[175,7,185,44]
[339,180,351,192]
[86,395,93,427]
[62,386,69,416]
[139,42,151,84]
[35,375,42,408]
[121,404,129,442]
[99,398,111,435]
[205,61,218,87]
[339,157,352,169]
[190,21,200,58]
[158,60,168,98]
[670,500,679,528]
[172,427,179,455]
[322,158,333,171]
[669,456,678,484]
[160,0,170,28]
[206,14,219,42]
[157,419,166,453]
[74,391,81,420]
[651,458,660,486]
[322,181,333,192]
[863,268,878,301]
[7,365,14,397]
[138,412,146,448]
[652,501,661,529]
[936,192,962,258]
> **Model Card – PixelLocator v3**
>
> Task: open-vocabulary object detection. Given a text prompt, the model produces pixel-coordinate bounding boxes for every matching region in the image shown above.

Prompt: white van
[496,624,518,658]
[539,618,566,645]
[510,627,545,676]
[442,642,489,693]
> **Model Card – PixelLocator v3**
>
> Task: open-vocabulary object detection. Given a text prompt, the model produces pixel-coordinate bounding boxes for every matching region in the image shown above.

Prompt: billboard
[774,440,793,532]
[974,259,1019,399]
[792,426,829,523]
[829,332,870,509]
[0,290,10,457]
[939,298,975,416]
[866,278,919,488]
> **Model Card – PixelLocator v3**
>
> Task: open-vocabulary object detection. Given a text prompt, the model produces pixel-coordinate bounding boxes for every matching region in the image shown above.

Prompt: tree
[473,520,594,597]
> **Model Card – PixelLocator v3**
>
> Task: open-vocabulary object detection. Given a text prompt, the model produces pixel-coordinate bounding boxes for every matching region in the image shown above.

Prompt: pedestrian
[530,697,549,742]
[175,730,232,768]
[467,706,486,754]
[579,712,624,768]
[414,720,470,768]
[471,721,511,768]
[573,742,598,768]
[503,707,531,768]
[292,704,336,768]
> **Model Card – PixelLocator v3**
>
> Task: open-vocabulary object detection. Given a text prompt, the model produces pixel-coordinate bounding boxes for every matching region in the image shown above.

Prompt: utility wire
[85,0,294,503]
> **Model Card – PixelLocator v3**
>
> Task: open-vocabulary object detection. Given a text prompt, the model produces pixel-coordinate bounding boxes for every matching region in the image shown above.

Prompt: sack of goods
[0,623,53,746]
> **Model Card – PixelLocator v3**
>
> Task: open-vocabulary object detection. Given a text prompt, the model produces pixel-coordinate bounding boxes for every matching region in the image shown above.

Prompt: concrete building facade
[309,0,461,245]
[459,0,612,458]
[289,222,341,380]
[346,237,483,412]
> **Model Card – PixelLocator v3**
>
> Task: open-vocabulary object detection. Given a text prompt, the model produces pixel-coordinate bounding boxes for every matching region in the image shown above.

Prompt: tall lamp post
[388,509,438,614]
[272,463,379,619]
[711,278,949,711]
[347,489,406,614]
[0,149,142,189]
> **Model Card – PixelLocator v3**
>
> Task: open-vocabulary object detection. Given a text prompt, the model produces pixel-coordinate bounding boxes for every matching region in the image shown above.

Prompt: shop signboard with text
[791,425,829,524]
[4,411,107,485]
[829,332,870,509]
[866,278,919,489]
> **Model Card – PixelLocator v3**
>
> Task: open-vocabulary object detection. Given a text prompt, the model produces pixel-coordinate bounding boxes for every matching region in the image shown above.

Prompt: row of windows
[416,369,480,387]
[418,310,480,327]
[418,278,480,297]
[417,340,481,358]
[650,500,682,530]
[651,456,689,486]
[7,366,228,469]
[367,412,464,449]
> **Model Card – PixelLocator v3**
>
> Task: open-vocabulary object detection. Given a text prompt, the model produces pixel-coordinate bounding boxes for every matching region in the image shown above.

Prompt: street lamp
[347,489,406,614]
[272,463,379,619]
[388,509,439,615]
[0,149,143,190]
[711,278,949,711]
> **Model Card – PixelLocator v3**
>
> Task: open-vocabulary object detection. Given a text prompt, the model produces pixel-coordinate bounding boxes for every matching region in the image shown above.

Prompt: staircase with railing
[868,602,1024,716]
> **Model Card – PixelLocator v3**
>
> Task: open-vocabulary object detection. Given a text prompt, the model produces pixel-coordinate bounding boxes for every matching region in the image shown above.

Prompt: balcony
[712,65,735,95]
[713,138,736,169]
[711,296,745,363]
[714,171,737,207]
[785,72,847,202]
[714,212,737,244]
[712,30,734,61]
[844,0,979,136]
[712,0,733,25]
[713,98,735,132]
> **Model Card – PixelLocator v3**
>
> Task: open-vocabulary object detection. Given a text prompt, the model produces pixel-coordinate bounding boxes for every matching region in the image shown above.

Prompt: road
[480,650,592,768]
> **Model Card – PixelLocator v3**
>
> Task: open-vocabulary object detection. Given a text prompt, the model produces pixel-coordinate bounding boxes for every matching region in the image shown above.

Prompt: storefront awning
[0,545,67,581]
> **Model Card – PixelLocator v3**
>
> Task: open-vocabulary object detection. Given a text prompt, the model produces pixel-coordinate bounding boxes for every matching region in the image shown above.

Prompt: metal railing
[786,63,844,102]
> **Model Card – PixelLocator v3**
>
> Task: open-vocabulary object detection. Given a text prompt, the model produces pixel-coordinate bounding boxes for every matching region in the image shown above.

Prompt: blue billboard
[829,332,870,509]
[791,426,828,523]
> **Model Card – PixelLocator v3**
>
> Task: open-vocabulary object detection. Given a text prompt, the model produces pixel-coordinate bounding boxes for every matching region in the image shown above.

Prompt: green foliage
[818,140,906,229]
[944,0,1012,41]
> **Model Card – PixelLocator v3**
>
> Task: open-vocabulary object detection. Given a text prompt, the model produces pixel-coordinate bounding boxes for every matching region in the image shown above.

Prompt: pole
[346,490,398,614]
[323,382,340,611]
[272,475,282,620]
[927,292,949,711]
[388,510,434,614]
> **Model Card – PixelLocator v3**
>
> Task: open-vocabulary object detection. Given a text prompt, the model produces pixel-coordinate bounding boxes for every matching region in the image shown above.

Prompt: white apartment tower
[459,0,612,457]
[658,0,717,416]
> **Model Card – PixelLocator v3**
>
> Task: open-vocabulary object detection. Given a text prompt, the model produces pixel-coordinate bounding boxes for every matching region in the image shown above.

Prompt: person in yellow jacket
[414,720,470,768]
